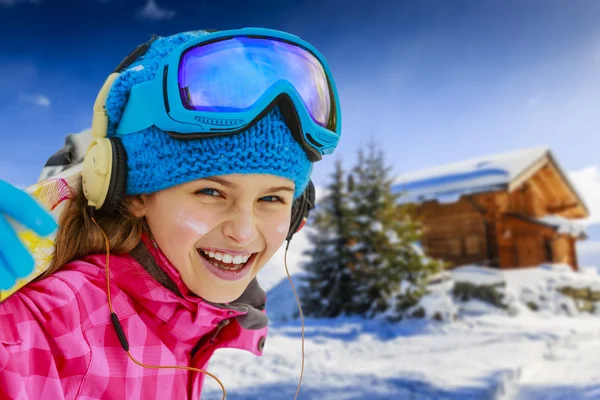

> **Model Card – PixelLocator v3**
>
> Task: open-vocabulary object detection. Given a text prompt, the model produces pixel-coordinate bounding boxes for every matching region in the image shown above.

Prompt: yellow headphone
[81,73,129,213]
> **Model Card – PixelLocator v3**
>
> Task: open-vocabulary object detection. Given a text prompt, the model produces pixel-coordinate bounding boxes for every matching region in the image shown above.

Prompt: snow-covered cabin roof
[392,146,589,216]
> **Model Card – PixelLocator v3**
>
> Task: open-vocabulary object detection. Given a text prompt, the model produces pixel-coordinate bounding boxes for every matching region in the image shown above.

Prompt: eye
[195,188,222,197]
[260,195,284,203]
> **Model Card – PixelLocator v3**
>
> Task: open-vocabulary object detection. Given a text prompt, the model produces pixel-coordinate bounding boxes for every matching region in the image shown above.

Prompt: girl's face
[133,174,294,303]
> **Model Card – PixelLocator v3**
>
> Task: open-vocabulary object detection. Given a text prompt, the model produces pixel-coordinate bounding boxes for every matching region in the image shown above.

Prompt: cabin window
[544,238,553,262]
[448,238,462,256]
[465,235,481,255]
[422,238,442,254]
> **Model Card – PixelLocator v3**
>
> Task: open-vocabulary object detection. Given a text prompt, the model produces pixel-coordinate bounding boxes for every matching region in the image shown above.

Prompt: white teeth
[232,255,244,264]
[200,249,253,265]
[207,259,244,271]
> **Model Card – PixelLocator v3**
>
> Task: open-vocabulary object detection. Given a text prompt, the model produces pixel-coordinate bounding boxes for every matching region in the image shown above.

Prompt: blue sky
[1,0,600,190]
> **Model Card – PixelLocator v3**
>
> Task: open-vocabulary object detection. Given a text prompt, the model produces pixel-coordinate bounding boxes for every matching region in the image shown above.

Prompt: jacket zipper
[190,318,230,359]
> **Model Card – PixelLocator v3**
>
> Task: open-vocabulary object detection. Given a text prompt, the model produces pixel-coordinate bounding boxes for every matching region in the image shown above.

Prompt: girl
[0,28,341,399]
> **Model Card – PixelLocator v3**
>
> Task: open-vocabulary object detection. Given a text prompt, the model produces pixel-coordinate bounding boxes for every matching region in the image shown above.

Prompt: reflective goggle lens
[178,36,332,128]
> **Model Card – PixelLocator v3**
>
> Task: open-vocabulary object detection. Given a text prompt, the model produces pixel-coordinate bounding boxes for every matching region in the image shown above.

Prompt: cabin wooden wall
[552,235,578,269]
[417,197,488,268]
[507,162,587,219]
[496,217,552,268]
[507,182,548,217]
[407,156,588,270]
[413,190,580,270]
[489,216,577,270]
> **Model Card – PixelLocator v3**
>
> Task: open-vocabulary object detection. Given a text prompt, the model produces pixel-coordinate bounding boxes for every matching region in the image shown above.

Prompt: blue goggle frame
[115,28,342,162]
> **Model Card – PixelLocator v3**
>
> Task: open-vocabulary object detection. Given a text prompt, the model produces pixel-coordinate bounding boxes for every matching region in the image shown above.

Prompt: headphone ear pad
[101,137,128,214]
[286,181,315,242]
[305,180,316,211]
[287,199,305,242]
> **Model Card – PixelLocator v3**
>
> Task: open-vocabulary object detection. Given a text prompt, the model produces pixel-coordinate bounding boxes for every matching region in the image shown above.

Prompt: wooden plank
[547,203,580,214]
[494,193,510,213]
[552,236,571,264]
[527,178,546,204]
[465,235,482,255]
[499,216,559,268]
[522,183,537,215]
[421,215,484,227]
[515,235,542,267]
[542,165,572,209]
[505,181,549,217]
[503,216,556,236]
[419,201,481,215]
[536,166,554,194]
[544,157,589,218]
[498,244,518,267]
[507,188,523,213]
[570,236,579,271]
[526,179,549,217]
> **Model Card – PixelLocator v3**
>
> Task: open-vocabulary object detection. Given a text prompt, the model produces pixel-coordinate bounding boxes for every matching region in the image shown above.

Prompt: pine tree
[348,140,442,318]
[300,159,358,317]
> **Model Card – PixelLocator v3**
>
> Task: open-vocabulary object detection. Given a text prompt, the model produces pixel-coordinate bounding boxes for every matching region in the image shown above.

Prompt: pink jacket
[0,234,268,399]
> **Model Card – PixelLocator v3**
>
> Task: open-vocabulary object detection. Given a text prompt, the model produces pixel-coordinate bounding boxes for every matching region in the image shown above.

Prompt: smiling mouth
[196,249,258,281]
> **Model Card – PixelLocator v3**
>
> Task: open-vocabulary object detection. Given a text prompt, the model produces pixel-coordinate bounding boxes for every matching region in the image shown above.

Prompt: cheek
[175,211,214,241]
[175,211,210,237]
[275,222,288,235]
[266,218,291,247]
[155,208,215,250]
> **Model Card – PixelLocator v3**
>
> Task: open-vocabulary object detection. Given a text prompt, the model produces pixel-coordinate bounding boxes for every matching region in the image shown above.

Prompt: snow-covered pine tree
[348,140,442,318]
[300,159,359,317]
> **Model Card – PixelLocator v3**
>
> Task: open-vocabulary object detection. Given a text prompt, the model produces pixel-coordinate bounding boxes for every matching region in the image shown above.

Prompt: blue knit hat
[104,31,312,199]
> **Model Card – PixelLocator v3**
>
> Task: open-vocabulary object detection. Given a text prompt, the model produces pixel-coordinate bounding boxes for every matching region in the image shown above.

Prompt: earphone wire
[284,239,305,400]
[91,217,227,400]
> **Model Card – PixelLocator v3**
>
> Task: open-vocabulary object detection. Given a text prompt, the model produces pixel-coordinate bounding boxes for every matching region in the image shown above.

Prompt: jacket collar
[125,233,269,331]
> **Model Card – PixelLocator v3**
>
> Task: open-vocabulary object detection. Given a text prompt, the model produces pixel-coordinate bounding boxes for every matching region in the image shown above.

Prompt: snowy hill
[262,271,306,323]
[202,264,600,399]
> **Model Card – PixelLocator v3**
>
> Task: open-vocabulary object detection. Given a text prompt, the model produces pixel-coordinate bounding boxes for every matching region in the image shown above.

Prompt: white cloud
[0,0,39,6]
[32,95,51,107]
[20,94,51,108]
[136,0,175,21]
[569,165,600,225]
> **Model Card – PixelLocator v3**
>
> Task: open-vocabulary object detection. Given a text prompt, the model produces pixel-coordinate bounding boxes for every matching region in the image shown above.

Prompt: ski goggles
[116,28,341,162]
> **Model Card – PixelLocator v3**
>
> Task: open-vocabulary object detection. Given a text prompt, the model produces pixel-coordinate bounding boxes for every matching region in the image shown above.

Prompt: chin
[198,284,247,304]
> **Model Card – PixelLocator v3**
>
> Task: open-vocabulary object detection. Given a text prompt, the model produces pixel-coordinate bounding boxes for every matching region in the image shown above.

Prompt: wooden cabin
[393,146,589,270]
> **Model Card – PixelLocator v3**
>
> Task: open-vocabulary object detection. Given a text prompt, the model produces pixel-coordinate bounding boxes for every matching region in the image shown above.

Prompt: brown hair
[34,188,145,281]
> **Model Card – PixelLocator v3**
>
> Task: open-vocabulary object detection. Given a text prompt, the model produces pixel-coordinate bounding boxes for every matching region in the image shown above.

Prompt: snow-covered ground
[204,314,600,399]
[198,229,600,400]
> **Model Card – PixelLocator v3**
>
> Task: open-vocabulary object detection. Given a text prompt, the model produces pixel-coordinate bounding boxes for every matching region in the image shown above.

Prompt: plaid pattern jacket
[0,234,268,399]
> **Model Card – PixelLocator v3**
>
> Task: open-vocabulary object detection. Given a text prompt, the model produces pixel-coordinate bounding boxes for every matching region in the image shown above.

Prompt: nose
[222,205,259,246]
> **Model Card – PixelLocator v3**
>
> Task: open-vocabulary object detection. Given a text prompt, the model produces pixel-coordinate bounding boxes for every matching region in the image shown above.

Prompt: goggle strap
[116,82,155,135]
[113,34,160,73]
